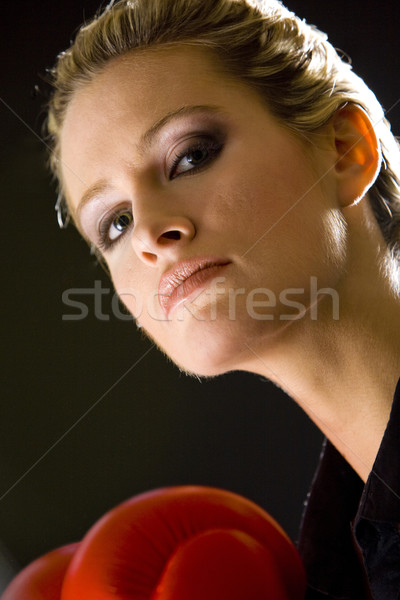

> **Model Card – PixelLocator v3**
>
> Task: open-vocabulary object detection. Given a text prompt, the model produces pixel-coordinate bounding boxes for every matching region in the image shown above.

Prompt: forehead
[62,43,311,227]
[60,44,272,214]
[59,45,250,205]
[72,46,225,111]
[61,44,241,154]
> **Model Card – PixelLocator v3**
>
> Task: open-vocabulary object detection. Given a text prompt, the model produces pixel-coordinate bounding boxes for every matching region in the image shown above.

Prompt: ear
[331,103,381,207]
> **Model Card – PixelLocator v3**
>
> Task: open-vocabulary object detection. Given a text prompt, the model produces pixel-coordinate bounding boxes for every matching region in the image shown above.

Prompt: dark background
[1,0,399,592]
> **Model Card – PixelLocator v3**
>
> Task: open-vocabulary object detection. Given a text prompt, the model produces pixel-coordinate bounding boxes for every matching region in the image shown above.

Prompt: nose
[131,213,196,266]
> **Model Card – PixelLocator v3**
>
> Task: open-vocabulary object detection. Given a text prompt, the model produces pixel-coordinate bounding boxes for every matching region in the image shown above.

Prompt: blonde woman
[47,1,400,597]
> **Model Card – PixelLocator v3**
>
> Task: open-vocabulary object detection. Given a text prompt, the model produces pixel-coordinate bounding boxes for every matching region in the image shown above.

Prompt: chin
[172,351,238,379]
[142,293,298,377]
[157,316,275,378]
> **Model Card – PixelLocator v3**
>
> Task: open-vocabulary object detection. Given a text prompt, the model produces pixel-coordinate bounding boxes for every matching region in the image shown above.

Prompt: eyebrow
[75,180,114,225]
[76,104,225,221]
[138,104,224,152]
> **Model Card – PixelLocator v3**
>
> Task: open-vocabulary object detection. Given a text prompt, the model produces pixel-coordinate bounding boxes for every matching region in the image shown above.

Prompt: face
[61,46,345,376]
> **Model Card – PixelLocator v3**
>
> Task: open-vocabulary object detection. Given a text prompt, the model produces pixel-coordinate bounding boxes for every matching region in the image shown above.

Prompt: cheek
[111,263,170,334]
[230,157,346,289]
[214,142,314,231]
[109,261,146,321]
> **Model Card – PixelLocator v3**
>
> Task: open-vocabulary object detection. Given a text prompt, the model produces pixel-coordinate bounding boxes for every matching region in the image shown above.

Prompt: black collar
[298,378,400,599]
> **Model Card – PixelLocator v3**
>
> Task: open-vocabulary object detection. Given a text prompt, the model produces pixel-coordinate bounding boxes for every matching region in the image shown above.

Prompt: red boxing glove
[61,486,306,599]
[1,543,78,600]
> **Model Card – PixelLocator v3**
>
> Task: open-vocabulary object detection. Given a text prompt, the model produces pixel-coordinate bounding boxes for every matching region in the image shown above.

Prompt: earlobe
[332,103,381,207]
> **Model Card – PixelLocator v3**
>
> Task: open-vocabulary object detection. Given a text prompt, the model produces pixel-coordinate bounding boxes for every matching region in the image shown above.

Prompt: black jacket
[299,378,400,599]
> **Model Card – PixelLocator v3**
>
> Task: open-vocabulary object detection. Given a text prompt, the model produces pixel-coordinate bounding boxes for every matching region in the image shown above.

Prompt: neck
[242,202,400,482]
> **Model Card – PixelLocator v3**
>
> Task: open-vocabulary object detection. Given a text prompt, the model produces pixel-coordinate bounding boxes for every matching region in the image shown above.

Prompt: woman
[47,0,400,597]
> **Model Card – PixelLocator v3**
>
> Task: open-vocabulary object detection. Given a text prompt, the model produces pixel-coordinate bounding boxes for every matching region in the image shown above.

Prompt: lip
[158,257,231,317]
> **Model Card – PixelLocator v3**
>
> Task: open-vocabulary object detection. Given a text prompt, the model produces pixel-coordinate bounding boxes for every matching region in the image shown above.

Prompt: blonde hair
[47,0,400,258]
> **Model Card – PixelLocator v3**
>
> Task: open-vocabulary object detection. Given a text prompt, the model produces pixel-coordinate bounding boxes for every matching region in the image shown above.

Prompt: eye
[169,137,223,179]
[98,208,134,252]
[109,211,133,241]
[174,147,209,174]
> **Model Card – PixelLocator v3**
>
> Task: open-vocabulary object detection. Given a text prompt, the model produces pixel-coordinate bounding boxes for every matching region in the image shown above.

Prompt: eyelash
[96,207,133,253]
[96,136,224,253]
[169,137,224,179]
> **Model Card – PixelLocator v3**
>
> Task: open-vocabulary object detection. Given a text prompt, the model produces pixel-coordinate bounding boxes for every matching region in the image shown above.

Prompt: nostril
[142,251,157,263]
[160,230,181,242]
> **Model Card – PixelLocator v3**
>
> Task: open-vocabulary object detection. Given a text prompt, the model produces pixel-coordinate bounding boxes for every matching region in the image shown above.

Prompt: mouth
[158,257,231,317]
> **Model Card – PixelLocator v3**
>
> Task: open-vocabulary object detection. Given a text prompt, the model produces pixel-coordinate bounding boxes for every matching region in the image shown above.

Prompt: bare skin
[60,46,400,482]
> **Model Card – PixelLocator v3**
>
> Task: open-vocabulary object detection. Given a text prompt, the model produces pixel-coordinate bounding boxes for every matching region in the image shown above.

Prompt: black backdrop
[1,0,399,591]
